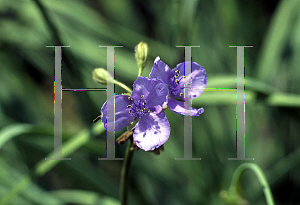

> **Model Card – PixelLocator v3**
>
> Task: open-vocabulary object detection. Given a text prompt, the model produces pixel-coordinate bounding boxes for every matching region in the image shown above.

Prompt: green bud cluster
[92,68,114,85]
[135,41,149,72]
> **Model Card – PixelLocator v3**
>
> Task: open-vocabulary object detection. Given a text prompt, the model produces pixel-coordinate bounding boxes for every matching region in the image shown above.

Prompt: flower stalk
[120,140,134,205]
[119,41,150,205]
[114,80,133,93]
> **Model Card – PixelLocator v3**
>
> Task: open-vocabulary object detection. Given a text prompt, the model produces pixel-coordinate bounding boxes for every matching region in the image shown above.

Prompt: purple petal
[101,95,134,132]
[170,61,207,99]
[149,56,172,84]
[133,112,170,151]
[131,76,168,114]
[168,97,204,116]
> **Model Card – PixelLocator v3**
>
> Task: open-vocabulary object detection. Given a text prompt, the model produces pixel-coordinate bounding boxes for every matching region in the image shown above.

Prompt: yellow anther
[143,100,146,105]
[127,105,131,108]
[129,110,132,114]
[175,70,180,73]
[142,108,145,111]
[128,97,132,100]
[148,110,150,112]
[176,79,179,84]
[141,95,144,99]
[175,74,179,77]
[180,93,183,96]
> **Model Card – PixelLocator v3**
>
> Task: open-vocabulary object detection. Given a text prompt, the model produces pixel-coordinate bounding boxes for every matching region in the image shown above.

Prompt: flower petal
[101,95,134,132]
[133,112,170,151]
[131,76,168,114]
[168,97,204,116]
[170,61,207,99]
[149,56,172,84]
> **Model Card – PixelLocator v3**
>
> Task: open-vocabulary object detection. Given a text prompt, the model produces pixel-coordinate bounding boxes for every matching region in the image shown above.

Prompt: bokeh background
[1,0,300,204]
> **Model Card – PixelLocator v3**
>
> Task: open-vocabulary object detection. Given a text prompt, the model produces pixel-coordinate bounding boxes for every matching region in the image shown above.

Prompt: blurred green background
[1,0,300,204]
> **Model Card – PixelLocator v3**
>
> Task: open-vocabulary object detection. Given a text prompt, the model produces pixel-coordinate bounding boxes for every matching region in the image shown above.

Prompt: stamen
[180,93,183,96]
[176,79,179,84]
[175,74,179,77]
[141,108,145,111]
[183,76,186,78]
[129,110,132,114]
[148,110,150,112]
[127,105,131,108]
[175,70,180,73]
[143,100,146,105]
[141,95,144,99]
[128,97,132,100]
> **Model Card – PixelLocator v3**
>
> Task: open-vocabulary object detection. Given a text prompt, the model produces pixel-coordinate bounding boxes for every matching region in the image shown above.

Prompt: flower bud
[92,68,114,85]
[135,41,149,69]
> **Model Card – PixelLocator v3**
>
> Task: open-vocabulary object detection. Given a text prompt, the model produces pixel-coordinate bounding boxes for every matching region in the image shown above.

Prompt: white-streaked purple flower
[149,56,207,116]
[100,76,170,151]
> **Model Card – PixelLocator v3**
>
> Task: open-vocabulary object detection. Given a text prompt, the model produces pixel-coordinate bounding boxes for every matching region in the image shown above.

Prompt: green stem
[120,141,134,205]
[119,42,147,204]
[229,163,274,205]
[114,80,132,93]
[137,65,143,77]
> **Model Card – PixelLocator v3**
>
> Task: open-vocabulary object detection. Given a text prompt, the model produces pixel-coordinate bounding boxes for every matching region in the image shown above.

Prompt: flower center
[169,70,184,97]
[128,95,150,119]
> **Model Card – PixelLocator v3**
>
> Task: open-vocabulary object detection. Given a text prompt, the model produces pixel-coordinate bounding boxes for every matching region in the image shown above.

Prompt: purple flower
[149,57,207,116]
[100,76,170,151]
